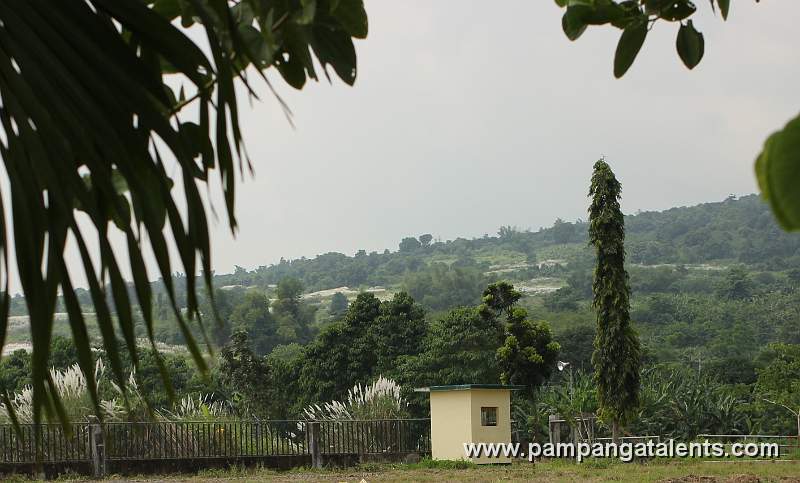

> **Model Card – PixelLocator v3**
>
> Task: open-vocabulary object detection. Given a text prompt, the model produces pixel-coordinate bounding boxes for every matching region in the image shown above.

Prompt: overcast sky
[203,1,799,274]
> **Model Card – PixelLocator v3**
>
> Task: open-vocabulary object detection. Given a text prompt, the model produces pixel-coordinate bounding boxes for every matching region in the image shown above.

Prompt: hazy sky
[171,1,800,275]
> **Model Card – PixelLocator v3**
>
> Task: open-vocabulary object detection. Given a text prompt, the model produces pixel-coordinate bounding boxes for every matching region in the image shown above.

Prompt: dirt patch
[660,475,770,483]
[660,476,718,483]
[725,475,762,483]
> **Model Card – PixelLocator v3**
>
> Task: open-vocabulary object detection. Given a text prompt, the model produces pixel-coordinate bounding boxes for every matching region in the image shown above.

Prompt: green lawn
[89,459,800,482]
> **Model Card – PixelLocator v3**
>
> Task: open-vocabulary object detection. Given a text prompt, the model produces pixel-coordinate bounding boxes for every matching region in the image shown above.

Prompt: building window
[481,407,498,426]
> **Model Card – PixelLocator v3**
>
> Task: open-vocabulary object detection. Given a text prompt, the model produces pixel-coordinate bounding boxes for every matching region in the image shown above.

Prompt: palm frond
[0,0,367,428]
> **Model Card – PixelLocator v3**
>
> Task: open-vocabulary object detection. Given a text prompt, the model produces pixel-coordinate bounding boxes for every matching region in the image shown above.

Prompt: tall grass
[301,376,412,454]
[0,360,123,423]
[302,376,408,421]
[0,360,232,424]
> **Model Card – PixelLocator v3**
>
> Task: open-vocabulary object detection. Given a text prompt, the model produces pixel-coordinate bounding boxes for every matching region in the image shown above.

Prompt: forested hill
[625,194,794,265]
[7,193,795,321]
[213,193,799,294]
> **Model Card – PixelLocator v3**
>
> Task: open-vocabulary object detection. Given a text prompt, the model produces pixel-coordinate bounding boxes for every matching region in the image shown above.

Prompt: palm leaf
[0,0,367,433]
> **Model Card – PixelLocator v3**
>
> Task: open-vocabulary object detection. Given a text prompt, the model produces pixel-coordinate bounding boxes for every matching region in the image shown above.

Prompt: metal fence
[0,423,91,464]
[0,419,431,464]
[698,434,800,458]
[104,420,310,460]
[596,436,661,444]
[316,418,430,455]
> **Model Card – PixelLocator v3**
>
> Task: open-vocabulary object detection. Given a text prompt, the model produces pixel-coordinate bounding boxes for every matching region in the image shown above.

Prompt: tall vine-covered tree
[588,158,641,443]
[0,0,367,425]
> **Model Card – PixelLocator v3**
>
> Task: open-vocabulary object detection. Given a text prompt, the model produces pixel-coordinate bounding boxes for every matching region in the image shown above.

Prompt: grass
[67,458,800,482]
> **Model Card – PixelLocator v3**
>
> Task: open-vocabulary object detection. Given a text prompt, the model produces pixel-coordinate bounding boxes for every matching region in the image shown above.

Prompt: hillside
[211,193,799,305]
[8,194,800,369]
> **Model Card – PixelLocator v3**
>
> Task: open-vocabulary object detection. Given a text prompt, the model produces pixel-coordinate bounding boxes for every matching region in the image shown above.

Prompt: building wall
[430,389,513,464]
[430,390,472,461]
[469,389,512,464]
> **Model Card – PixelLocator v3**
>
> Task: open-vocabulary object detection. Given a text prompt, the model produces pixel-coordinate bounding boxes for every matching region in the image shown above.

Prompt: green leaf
[614,20,648,78]
[755,113,800,230]
[676,20,704,70]
[1,391,21,435]
[296,0,317,25]
[717,0,730,20]
[71,228,128,398]
[585,0,625,26]
[562,6,589,41]
[179,121,213,165]
[101,237,139,367]
[311,26,357,85]
[231,1,255,26]
[152,0,182,20]
[330,0,367,39]
[59,264,102,419]
[275,25,315,89]
[643,0,672,15]
[111,167,129,193]
[660,0,697,21]
[237,25,274,68]
[611,2,645,30]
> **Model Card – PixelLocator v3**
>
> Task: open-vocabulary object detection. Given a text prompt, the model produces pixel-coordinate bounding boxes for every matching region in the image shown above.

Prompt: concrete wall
[430,389,513,464]
[469,389,512,464]
[430,390,472,461]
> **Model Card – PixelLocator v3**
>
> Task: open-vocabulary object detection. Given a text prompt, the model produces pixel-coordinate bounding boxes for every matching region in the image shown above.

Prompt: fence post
[396,420,401,454]
[89,417,106,478]
[309,421,322,469]
[34,423,44,480]
[548,414,561,446]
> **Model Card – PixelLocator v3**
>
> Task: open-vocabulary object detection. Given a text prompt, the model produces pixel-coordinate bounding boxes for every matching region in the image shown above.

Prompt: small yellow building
[420,384,523,464]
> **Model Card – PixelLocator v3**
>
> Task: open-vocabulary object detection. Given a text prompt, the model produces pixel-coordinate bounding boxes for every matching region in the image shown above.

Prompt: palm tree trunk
[612,419,620,445]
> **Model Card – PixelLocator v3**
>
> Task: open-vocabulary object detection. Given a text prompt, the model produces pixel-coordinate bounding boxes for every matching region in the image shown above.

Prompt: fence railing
[316,418,431,455]
[596,436,661,444]
[698,434,800,458]
[0,423,91,464]
[0,419,431,465]
[104,420,310,460]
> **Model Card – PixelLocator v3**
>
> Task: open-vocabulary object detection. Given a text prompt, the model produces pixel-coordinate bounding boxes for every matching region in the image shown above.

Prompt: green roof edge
[427,384,526,392]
